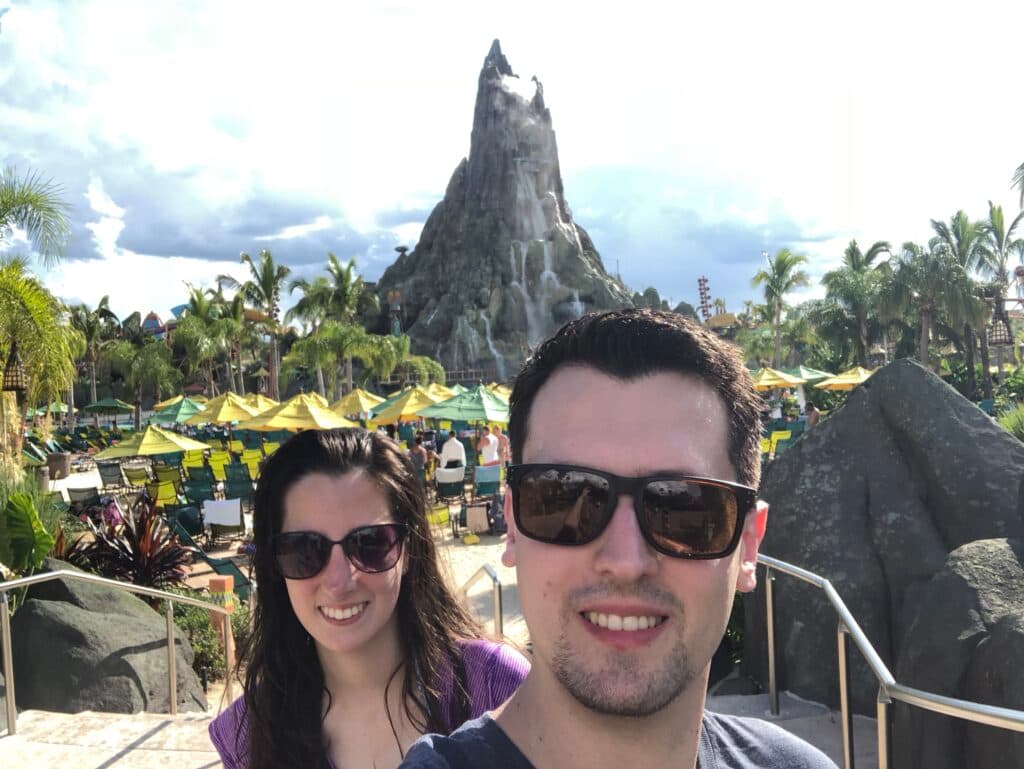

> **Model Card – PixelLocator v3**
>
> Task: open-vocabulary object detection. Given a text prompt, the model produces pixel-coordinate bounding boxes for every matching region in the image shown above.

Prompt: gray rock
[371,40,632,378]
[26,558,156,621]
[10,566,207,714]
[742,359,1024,715]
[893,539,1024,769]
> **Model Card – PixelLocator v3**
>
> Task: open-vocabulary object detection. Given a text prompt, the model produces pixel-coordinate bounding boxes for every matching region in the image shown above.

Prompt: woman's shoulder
[456,638,530,714]
[209,696,250,769]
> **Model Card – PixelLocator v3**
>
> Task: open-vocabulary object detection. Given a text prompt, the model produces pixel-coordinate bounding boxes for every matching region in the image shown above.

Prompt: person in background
[478,425,501,466]
[492,424,511,466]
[210,428,528,769]
[440,430,467,468]
[805,402,820,429]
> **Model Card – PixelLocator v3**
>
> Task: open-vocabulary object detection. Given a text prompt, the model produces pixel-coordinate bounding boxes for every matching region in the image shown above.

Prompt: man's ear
[501,484,517,568]
[735,500,768,593]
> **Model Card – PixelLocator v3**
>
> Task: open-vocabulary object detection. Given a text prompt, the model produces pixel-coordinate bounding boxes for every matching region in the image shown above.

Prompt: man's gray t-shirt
[401,712,838,769]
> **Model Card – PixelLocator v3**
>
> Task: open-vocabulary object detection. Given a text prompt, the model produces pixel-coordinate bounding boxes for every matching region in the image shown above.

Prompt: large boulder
[10,559,206,714]
[893,538,1024,769]
[742,359,1024,715]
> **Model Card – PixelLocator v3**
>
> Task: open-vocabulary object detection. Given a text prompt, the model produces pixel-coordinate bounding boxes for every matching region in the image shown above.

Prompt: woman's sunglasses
[272,523,409,579]
[506,464,756,559]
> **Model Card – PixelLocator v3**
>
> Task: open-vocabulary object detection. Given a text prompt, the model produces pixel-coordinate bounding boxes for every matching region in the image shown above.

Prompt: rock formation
[10,559,207,714]
[372,40,632,378]
[740,359,1024,764]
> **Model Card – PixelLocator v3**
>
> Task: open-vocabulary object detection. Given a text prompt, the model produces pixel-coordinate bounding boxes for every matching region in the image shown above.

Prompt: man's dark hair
[448,431,457,440]
[415,436,423,445]
[509,308,763,488]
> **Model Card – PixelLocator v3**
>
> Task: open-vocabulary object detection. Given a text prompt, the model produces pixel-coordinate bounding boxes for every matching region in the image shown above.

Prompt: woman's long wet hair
[238,428,482,769]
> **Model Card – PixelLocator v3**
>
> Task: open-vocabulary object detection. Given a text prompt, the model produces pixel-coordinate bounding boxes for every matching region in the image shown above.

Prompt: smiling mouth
[319,602,368,621]
[581,612,667,631]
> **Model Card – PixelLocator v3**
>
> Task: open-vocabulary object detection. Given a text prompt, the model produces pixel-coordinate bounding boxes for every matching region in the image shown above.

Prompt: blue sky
[2,0,1023,321]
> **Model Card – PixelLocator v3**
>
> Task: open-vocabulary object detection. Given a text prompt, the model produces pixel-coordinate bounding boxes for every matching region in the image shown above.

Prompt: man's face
[503,367,765,716]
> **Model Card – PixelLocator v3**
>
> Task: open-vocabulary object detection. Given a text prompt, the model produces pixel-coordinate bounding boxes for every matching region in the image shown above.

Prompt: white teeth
[583,612,663,632]
[321,603,366,621]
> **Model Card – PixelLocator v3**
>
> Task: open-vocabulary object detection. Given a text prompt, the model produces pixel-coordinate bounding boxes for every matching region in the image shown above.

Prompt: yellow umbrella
[235,393,358,432]
[153,394,184,411]
[750,367,806,392]
[244,393,279,412]
[371,386,441,424]
[426,382,456,400]
[184,392,259,425]
[95,425,211,459]
[190,394,209,404]
[487,384,512,401]
[331,388,385,416]
[814,366,875,391]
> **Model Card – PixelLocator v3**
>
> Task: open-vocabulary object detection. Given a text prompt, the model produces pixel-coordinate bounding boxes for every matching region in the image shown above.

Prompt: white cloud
[254,215,333,242]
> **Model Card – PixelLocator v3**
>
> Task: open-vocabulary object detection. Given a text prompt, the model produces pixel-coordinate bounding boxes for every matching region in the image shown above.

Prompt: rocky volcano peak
[372,41,632,380]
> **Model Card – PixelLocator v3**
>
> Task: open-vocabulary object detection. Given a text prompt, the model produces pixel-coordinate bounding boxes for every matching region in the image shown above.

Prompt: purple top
[209,639,530,769]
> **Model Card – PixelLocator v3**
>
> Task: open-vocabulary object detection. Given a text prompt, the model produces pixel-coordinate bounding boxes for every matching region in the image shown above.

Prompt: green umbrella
[781,365,835,383]
[81,397,135,415]
[151,396,206,424]
[416,385,510,425]
[449,383,469,395]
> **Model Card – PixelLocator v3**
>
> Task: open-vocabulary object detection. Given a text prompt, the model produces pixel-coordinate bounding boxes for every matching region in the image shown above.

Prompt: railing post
[223,611,235,705]
[492,578,503,638]
[837,622,855,769]
[1,592,16,736]
[166,600,177,715]
[876,687,891,769]
[764,566,779,716]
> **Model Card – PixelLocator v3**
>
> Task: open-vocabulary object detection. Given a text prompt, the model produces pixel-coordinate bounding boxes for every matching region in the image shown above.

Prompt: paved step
[707,691,879,769]
[0,710,221,768]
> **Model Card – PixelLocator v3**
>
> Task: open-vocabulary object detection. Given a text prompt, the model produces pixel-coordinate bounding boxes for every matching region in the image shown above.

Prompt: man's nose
[592,493,659,581]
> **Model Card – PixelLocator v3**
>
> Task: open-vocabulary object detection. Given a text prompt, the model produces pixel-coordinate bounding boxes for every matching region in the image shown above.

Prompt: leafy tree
[105,339,181,428]
[68,297,119,426]
[751,248,810,367]
[977,201,1024,382]
[821,239,891,366]
[0,167,71,267]
[218,250,291,400]
[322,254,379,393]
[285,276,334,396]
[1013,161,1024,208]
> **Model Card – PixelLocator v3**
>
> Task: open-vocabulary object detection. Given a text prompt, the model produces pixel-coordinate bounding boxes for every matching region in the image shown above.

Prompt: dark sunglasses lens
[516,468,611,545]
[640,480,739,556]
[344,525,405,573]
[274,533,330,579]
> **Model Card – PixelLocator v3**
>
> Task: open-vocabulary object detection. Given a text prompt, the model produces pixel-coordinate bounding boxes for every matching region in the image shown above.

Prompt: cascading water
[480,311,508,381]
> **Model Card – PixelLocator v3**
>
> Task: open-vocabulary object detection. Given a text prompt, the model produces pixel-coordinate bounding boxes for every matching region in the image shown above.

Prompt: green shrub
[158,587,226,690]
[998,402,1024,442]
[231,600,252,658]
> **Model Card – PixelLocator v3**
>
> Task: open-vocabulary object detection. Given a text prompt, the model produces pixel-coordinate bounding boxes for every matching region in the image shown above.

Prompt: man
[478,425,501,466]
[402,309,835,769]
[805,402,820,429]
[440,429,467,468]
[492,423,511,466]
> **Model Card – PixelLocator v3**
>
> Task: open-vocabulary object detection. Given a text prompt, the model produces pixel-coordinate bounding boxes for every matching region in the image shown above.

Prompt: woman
[209,428,528,769]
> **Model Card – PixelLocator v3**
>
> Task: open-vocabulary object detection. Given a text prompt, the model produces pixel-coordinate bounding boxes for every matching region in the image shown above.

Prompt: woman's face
[280,470,406,656]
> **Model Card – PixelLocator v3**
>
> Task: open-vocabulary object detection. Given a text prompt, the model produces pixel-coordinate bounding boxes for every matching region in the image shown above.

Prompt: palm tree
[323,254,379,394]
[930,211,987,398]
[0,257,79,465]
[210,281,250,395]
[751,248,810,367]
[0,167,71,267]
[68,296,119,426]
[821,239,891,366]
[880,243,981,368]
[978,201,1024,382]
[218,250,291,400]
[106,339,181,429]
[1013,162,1024,208]
[285,275,334,396]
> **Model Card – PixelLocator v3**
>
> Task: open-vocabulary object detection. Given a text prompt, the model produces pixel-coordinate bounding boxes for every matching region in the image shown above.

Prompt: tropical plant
[997,402,1024,442]
[156,587,226,690]
[323,254,379,393]
[67,497,191,588]
[751,248,810,367]
[978,201,1024,382]
[218,250,291,400]
[0,492,55,575]
[285,276,334,395]
[68,296,119,425]
[820,240,891,366]
[0,167,71,267]
[1013,161,1024,208]
[930,210,989,398]
[103,339,181,428]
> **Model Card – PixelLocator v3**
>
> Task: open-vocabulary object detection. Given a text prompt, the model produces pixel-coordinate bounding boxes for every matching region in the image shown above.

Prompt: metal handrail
[760,553,1024,769]
[0,569,235,737]
[459,563,503,637]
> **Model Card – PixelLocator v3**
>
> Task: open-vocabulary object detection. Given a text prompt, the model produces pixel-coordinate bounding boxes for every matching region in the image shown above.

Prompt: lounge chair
[170,519,252,602]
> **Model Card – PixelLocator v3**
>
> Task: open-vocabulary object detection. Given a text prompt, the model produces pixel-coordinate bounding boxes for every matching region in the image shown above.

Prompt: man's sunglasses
[272,523,409,579]
[506,464,756,559]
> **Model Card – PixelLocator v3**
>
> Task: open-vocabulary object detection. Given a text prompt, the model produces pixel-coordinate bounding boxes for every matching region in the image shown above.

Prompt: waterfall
[480,311,508,381]
[569,289,584,317]
[510,240,545,347]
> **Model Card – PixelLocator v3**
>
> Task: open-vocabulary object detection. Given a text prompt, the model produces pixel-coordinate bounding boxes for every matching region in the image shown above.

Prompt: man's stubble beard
[549,588,698,717]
